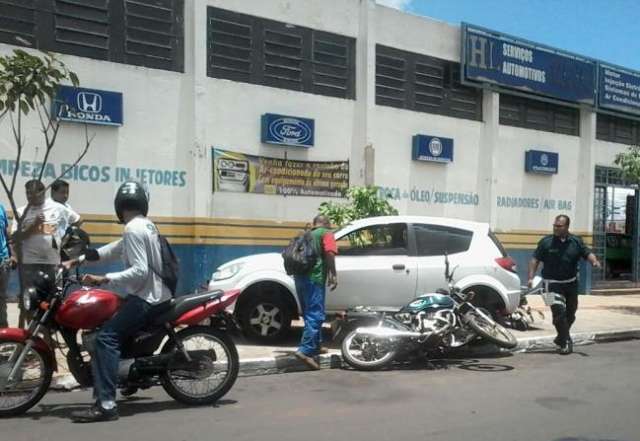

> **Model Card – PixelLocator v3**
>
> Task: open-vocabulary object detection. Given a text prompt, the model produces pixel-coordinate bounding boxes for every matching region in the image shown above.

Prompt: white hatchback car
[209,216,522,342]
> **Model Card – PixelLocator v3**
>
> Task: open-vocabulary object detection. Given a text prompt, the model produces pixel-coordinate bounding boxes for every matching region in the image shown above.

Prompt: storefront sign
[261,113,314,147]
[525,150,558,174]
[412,135,454,163]
[212,148,347,197]
[598,65,640,116]
[461,24,596,105]
[54,86,123,126]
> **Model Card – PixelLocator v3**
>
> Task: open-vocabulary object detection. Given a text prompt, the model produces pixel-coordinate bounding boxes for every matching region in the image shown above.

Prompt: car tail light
[495,256,517,273]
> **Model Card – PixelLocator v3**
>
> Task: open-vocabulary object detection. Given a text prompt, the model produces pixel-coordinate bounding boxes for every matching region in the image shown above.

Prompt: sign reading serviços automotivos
[53,85,123,126]
[461,24,597,105]
[261,113,314,147]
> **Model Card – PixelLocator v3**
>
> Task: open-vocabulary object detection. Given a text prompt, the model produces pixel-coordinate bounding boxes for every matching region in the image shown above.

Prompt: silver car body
[208,216,522,316]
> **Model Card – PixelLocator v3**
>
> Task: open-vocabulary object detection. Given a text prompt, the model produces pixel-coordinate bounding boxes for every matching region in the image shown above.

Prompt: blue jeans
[92,296,152,404]
[295,276,326,356]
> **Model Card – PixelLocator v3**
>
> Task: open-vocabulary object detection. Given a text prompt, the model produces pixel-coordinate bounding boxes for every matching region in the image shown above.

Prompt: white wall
[0,43,195,217]
[0,0,635,234]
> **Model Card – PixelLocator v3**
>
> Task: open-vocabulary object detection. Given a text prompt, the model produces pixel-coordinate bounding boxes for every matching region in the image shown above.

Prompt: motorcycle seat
[151,290,225,325]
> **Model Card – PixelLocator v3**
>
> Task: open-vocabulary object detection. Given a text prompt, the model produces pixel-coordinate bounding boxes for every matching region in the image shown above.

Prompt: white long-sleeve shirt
[98,215,171,304]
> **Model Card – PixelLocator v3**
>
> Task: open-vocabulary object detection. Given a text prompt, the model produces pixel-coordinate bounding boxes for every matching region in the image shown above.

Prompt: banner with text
[212,148,348,198]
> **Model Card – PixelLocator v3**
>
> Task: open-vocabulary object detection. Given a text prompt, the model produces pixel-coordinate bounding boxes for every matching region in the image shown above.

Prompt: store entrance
[593,166,639,286]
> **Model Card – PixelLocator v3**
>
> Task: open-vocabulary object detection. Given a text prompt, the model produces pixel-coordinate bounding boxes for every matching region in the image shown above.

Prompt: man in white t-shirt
[50,179,82,238]
[11,179,80,325]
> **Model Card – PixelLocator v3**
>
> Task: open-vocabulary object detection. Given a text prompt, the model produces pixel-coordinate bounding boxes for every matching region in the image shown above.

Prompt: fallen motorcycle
[339,255,518,370]
[0,266,241,417]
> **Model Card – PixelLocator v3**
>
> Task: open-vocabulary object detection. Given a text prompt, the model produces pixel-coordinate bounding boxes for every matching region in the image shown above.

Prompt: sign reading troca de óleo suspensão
[212,148,348,197]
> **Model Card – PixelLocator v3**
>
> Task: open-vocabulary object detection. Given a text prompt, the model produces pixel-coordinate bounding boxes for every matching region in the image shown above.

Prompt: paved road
[2,340,639,441]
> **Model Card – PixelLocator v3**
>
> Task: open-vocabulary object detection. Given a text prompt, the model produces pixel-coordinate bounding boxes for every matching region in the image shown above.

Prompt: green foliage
[0,49,79,115]
[318,186,398,227]
[614,145,640,184]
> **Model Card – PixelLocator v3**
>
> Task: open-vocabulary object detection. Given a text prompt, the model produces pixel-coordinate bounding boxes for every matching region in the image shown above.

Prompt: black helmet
[114,181,149,223]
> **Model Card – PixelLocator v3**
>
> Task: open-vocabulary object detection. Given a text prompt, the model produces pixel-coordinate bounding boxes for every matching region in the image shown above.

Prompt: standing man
[11,179,80,327]
[528,214,601,354]
[0,202,15,328]
[293,215,338,370]
[50,179,82,234]
[65,181,172,423]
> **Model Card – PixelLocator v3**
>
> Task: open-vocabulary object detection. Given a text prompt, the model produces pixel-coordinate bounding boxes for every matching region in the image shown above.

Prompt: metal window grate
[0,0,37,47]
[0,0,184,72]
[375,45,482,121]
[499,93,579,136]
[596,113,640,145]
[207,7,355,100]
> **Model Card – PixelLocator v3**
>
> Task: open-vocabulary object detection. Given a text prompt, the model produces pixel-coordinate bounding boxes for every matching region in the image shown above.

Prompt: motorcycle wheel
[160,326,239,405]
[464,309,518,349]
[341,329,397,371]
[0,340,53,417]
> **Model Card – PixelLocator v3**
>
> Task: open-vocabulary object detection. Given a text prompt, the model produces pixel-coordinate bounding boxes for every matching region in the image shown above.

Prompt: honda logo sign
[54,86,123,126]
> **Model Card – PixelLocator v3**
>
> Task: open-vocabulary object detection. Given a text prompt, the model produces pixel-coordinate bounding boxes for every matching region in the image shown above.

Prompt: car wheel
[239,291,293,343]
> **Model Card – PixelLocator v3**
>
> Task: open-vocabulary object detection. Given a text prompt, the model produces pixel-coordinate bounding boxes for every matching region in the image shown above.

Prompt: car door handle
[392,264,405,270]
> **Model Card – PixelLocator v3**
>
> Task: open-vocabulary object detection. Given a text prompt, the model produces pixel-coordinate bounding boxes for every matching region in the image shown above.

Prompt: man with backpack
[64,181,174,422]
[289,215,338,370]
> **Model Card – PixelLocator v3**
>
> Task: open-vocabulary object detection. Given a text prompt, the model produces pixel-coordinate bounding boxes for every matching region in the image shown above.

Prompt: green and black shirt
[533,234,591,280]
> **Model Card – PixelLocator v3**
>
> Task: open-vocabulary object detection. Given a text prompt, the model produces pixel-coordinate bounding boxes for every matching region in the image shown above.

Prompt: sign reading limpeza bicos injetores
[212,148,348,198]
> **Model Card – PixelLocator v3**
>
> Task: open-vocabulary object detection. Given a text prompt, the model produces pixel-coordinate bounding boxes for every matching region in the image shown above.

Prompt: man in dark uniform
[528,214,600,354]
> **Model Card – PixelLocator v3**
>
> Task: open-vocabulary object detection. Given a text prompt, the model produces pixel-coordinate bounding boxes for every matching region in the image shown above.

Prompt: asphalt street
[1,340,639,441]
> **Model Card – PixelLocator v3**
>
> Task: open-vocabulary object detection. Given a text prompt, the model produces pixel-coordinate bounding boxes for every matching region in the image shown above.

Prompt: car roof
[337,215,490,233]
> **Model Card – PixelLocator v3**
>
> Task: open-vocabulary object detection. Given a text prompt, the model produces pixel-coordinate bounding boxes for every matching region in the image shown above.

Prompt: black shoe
[120,386,138,397]
[558,339,573,355]
[71,403,119,423]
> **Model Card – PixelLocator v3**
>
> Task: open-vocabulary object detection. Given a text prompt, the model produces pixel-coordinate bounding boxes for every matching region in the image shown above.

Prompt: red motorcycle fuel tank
[56,288,122,330]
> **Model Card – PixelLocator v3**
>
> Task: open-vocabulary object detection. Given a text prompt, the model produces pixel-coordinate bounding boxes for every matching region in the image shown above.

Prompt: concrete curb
[49,327,640,390]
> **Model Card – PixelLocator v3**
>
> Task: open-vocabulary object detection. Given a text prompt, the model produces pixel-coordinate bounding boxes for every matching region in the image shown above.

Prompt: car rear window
[488,230,507,257]
[413,224,473,256]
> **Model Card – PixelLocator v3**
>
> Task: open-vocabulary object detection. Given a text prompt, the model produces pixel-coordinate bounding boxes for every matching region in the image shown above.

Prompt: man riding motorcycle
[65,181,172,423]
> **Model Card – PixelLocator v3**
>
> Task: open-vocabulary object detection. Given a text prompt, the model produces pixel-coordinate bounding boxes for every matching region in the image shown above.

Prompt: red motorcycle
[0,268,241,417]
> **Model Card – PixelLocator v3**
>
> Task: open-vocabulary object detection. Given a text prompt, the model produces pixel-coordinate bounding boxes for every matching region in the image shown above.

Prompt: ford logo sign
[269,118,312,145]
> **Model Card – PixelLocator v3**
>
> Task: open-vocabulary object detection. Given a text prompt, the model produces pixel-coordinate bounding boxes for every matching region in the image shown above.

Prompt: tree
[0,49,93,326]
[614,145,640,184]
[318,186,398,227]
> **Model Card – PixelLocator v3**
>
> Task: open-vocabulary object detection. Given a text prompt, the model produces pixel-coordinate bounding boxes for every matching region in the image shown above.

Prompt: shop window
[207,7,356,100]
[499,94,579,136]
[375,45,482,121]
[0,0,184,72]
[597,113,640,145]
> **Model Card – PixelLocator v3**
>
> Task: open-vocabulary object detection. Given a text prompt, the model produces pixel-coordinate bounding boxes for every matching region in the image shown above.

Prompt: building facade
[1,0,638,294]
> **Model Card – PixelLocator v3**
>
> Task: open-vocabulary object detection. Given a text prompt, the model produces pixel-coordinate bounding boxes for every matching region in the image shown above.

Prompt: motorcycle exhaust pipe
[353,327,422,339]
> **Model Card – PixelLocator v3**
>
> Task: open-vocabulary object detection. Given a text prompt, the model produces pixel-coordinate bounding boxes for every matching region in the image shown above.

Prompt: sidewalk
[5,293,640,388]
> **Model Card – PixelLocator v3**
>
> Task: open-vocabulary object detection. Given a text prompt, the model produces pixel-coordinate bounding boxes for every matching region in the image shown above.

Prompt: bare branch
[9,110,23,196]
[37,112,61,182]
[40,124,94,191]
